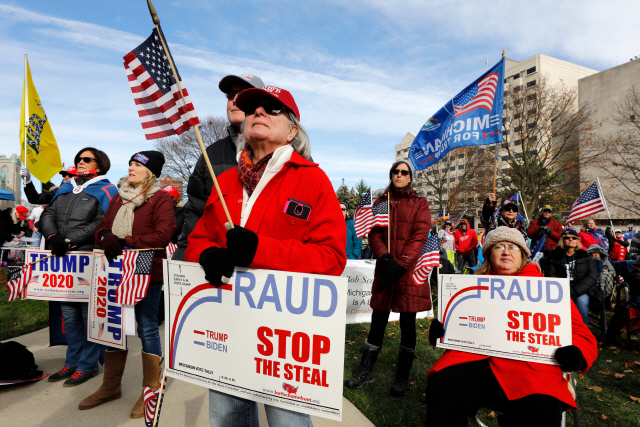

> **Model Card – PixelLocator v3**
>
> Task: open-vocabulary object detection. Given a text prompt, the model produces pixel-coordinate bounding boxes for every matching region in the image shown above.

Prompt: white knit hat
[483,226,530,258]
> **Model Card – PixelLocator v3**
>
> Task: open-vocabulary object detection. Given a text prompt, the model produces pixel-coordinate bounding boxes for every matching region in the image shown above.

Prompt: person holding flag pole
[345,160,431,397]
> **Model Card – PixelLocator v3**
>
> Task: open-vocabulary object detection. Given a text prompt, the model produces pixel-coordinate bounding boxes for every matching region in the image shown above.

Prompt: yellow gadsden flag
[19,56,62,183]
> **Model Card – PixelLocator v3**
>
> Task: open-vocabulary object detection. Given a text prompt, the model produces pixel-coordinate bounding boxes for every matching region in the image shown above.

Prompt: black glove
[199,247,235,287]
[555,345,587,371]
[226,225,259,267]
[429,319,445,347]
[100,232,125,263]
[378,254,406,282]
[48,234,70,257]
[541,226,551,235]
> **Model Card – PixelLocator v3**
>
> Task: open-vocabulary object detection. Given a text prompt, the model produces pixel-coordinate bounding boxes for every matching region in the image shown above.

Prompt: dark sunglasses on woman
[392,169,410,176]
[502,205,518,213]
[242,100,286,116]
[77,157,96,164]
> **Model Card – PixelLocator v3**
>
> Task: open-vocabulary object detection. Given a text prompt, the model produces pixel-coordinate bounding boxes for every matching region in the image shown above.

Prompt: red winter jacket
[428,263,598,409]
[579,231,601,250]
[186,153,346,277]
[369,189,431,313]
[611,239,628,261]
[454,219,477,256]
[527,217,563,250]
[95,190,176,283]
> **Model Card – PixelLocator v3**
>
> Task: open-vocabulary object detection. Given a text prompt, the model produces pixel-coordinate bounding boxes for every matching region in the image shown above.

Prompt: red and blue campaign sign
[163,260,348,421]
[410,58,505,170]
[437,274,571,364]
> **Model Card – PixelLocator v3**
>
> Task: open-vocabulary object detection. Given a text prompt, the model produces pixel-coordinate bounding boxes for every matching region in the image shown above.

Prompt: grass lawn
[0,285,49,341]
[343,312,640,426]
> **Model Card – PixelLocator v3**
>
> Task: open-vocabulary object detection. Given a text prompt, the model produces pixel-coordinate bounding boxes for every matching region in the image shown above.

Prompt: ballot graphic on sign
[437,274,572,365]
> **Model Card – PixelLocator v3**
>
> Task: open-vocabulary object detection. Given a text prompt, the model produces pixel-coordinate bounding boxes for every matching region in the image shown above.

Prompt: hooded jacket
[542,247,598,300]
[186,146,346,277]
[454,219,477,256]
[428,263,598,409]
[368,188,432,313]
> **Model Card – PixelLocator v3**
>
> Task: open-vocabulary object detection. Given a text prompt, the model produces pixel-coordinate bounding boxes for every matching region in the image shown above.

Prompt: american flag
[354,190,374,238]
[144,382,166,427]
[117,250,155,305]
[166,243,178,260]
[412,235,441,286]
[78,277,90,286]
[372,200,389,228]
[566,182,606,225]
[5,265,32,302]
[98,322,104,338]
[453,72,499,118]
[123,27,199,140]
[434,207,445,221]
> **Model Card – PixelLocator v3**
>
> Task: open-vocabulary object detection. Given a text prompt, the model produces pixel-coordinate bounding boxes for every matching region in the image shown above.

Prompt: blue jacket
[346,219,362,259]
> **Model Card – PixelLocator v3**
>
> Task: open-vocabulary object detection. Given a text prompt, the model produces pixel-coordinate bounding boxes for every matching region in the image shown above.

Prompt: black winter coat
[172,206,184,244]
[40,178,105,251]
[542,248,598,300]
[0,208,29,245]
[24,181,58,205]
[173,126,239,260]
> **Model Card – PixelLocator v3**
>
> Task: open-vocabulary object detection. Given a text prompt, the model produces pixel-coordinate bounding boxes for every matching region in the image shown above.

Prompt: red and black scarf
[238,148,274,196]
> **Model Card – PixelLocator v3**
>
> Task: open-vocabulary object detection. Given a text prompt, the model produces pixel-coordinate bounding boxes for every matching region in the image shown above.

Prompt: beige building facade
[0,154,22,210]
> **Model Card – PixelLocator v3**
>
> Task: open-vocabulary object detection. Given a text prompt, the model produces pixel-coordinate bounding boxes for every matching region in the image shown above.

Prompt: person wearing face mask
[79,151,175,417]
[578,218,608,251]
[481,193,527,239]
[341,202,362,259]
[40,148,117,387]
[527,205,563,252]
[426,227,598,427]
[542,229,598,325]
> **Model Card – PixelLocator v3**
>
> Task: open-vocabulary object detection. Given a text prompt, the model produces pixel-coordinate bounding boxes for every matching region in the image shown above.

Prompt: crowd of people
[1,70,638,426]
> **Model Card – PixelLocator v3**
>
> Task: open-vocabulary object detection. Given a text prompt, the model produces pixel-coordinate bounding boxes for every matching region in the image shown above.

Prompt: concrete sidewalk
[0,326,374,427]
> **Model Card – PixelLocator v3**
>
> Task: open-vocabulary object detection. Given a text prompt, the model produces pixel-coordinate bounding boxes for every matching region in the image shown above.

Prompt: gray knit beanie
[389,159,415,182]
[483,226,530,258]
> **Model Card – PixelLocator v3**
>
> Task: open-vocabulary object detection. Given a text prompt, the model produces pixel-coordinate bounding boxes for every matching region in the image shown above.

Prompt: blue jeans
[134,282,163,357]
[209,389,313,427]
[60,302,102,373]
[31,232,41,246]
[575,293,590,325]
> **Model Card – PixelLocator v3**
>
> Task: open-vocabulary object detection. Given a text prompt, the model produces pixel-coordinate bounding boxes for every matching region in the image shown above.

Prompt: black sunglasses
[242,100,286,116]
[392,169,410,176]
[502,205,518,213]
[543,209,552,213]
[77,157,96,164]
[225,89,245,100]
[563,236,578,240]
[341,208,347,211]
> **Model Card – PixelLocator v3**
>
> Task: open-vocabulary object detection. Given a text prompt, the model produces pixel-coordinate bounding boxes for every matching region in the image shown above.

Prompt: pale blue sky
[0,1,636,192]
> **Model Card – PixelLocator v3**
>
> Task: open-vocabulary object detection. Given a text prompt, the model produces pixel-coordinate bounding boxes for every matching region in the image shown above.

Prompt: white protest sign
[343,260,433,324]
[437,274,571,365]
[164,260,347,421]
[24,250,94,302]
[87,251,127,349]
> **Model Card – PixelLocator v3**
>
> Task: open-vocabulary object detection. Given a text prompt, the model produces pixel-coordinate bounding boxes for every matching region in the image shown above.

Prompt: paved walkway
[0,326,374,427]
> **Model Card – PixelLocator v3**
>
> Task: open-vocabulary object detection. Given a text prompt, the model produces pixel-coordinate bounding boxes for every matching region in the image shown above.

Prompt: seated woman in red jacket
[427,227,598,427]
[186,86,346,427]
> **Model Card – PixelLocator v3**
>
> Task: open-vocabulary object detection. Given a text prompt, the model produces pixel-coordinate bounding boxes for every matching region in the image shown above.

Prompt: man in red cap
[172,73,265,261]
[21,165,76,205]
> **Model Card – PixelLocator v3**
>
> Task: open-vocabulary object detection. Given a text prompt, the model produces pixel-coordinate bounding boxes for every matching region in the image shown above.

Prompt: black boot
[390,345,416,397]
[604,303,628,346]
[345,341,381,389]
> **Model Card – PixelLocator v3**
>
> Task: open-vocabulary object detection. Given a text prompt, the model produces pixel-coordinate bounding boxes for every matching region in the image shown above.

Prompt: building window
[427,191,432,196]
[527,66,536,74]
[397,150,401,155]
[514,86,522,92]
[514,99,522,105]
[501,142,508,149]
[528,108,537,115]
[502,155,509,161]
[458,154,464,159]
[514,139,522,146]
[514,126,522,132]
[515,152,523,159]
[443,189,448,194]
[532,135,538,142]
[514,112,522,119]
[527,80,536,88]
[527,121,537,129]
[527,94,537,101]
[450,167,455,171]
[504,78,507,84]
[504,130,509,135]
[512,73,520,79]
[502,168,509,173]
[450,177,456,182]
[458,165,464,170]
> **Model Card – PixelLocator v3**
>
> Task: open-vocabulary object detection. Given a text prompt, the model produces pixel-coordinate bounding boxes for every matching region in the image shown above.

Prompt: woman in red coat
[579,217,608,250]
[426,226,598,427]
[345,159,431,397]
[186,86,346,427]
[79,151,175,418]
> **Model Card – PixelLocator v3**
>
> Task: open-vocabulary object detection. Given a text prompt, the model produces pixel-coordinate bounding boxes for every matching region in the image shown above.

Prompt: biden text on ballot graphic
[437,274,571,364]
[164,260,348,421]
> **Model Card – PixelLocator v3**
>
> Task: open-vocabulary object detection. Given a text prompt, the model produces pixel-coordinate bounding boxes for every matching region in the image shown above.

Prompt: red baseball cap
[236,85,300,120]
[59,166,77,176]
[16,205,29,220]
[162,185,180,199]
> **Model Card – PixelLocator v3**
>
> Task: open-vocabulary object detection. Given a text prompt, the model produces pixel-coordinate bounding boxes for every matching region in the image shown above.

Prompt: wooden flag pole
[152,369,167,427]
[146,0,233,229]
[492,50,507,194]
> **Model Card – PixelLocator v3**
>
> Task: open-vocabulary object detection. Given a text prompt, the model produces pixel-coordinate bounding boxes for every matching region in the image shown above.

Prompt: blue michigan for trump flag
[410,58,506,171]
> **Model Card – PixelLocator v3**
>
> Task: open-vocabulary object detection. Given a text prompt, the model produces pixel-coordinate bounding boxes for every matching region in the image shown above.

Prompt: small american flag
[412,235,441,286]
[566,182,606,225]
[6,265,32,302]
[123,27,199,140]
[98,322,104,338]
[453,72,499,118]
[166,243,178,260]
[372,200,389,228]
[78,277,90,286]
[117,250,155,305]
[354,190,374,238]
[28,275,39,285]
[144,382,166,427]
